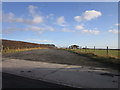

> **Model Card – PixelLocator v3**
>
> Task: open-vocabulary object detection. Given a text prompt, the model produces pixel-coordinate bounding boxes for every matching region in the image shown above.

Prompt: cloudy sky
[2,2,119,48]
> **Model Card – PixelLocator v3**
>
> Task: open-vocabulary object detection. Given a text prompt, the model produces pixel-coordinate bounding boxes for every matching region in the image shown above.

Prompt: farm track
[2,49,118,69]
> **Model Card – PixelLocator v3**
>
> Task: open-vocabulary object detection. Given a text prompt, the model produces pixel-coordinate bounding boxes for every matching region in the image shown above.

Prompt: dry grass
[2,47,48,54]
[60,48,120,69]
[63,49,119,59]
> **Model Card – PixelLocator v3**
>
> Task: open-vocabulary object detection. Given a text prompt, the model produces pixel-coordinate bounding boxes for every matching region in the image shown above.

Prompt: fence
[67,46,119,59]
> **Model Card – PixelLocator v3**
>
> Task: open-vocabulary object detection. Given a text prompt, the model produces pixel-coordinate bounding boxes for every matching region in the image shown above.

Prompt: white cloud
[74,10,102,22]
[74,24,100,35]
[75,24,84,30]
[3,5,44,24]
[74,16,81,22]
[32,16,43,24]
[28,26,44,31]
[56,16,67,26]
[82,10,102,21]
[62,28,75,32]
[30,39,52,43]
[28,5,38,17]
[108,29,119,34]
[3,12,44,24]
[82,29,100,35]
[28,5,44,24]
[3,25,55,35]
[26,26,55,34]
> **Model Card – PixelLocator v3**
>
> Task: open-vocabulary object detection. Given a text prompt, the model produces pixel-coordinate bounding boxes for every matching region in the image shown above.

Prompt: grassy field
[65,49,119,59]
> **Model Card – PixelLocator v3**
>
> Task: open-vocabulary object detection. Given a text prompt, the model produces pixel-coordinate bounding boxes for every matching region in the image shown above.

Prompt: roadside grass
[2,47,48,54]
[68,49,119,59]
[61,49,120,69]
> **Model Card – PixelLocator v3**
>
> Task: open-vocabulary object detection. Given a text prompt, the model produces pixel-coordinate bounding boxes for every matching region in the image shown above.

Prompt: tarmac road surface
[2,48,112,68]
[2,73,71,88]
[2,49,119,88]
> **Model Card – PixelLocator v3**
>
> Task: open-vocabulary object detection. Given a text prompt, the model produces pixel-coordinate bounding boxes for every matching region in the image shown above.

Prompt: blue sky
[2,2,119,48]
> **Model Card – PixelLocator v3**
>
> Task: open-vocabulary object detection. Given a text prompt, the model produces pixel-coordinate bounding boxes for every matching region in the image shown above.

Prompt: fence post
[94,46,95,53]
[107,46,109,57]
[80,46,81,52]
[85,46,87,53]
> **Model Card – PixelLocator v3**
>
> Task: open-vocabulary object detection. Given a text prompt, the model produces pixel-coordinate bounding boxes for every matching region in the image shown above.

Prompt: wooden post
[94,46,95,53]
[85,46,87,52]
[107,46,109,57]
[79,46,81,52]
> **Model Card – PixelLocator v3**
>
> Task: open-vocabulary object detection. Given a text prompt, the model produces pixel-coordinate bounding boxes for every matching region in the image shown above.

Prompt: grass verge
[60,49,120,70]
[2,47,48,54]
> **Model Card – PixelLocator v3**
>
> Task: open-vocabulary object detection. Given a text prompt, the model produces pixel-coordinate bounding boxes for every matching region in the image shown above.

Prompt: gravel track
[2,49,111,68]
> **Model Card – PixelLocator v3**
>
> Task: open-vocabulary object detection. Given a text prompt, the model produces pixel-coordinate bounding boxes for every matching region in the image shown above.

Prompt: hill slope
[1,39,56,49]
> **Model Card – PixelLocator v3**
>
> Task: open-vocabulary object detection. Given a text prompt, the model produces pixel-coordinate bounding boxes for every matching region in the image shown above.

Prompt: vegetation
[1,39,56,54]
[69,45,79,49]
[67,49,119,59]
[61,48,120,69]
[2,47,48,54]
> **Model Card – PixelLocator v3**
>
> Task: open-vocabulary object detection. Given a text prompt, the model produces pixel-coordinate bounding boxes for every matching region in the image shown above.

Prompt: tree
[69,45,79,49]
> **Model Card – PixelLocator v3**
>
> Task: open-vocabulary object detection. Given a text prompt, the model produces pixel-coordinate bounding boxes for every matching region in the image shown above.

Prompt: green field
[64,49,119,59]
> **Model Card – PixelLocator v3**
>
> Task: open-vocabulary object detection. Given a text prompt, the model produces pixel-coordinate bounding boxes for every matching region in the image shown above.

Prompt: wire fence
[62,46,119,59]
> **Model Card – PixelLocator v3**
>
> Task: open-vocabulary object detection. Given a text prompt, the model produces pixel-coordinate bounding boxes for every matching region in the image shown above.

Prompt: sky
[2,2,119,49]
